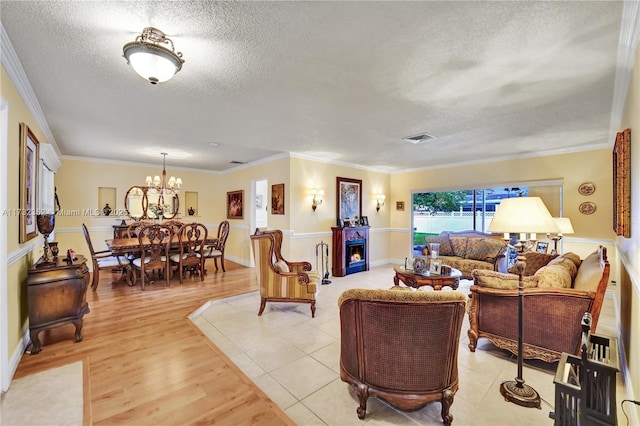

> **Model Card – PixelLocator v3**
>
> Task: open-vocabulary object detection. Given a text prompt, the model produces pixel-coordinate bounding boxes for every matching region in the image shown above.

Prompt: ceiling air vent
[230,160,247,164]
[402,132,437,145]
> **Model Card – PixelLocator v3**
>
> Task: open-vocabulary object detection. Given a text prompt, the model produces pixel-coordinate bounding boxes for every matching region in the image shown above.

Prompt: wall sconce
[376,194,386,212]
[311,189,324,211]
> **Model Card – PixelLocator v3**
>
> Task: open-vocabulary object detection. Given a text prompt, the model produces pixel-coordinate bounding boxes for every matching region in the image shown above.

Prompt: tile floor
[190,265,626,425]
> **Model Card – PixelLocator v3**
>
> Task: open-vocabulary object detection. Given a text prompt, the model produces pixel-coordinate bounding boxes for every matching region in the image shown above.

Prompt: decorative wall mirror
[124,185,179,220]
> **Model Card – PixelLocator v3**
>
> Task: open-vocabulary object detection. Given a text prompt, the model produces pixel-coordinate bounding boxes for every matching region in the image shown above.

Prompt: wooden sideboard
[27,255,90,354]
[331,226,370,277]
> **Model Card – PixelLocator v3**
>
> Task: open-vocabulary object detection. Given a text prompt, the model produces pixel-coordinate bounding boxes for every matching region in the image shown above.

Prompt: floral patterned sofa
[423,230,508,278]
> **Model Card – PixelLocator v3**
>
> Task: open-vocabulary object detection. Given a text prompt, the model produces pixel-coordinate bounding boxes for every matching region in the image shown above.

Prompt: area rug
[1,361,83,426]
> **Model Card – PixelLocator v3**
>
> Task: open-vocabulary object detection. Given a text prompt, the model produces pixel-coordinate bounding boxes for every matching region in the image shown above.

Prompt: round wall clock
[579,201,597,215]
[578,182,596,196]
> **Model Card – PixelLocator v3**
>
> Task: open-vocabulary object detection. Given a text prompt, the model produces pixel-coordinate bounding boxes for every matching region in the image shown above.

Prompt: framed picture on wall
[336,177,362,221]
[227,190,244,219]
[271,183,284,215]
[613,128,631,237]
[396,201,405,211]
[19,122,39,243]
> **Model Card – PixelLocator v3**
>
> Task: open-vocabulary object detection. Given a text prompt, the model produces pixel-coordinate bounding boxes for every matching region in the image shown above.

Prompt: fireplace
[345,239,366,275]
[331,226,370,277]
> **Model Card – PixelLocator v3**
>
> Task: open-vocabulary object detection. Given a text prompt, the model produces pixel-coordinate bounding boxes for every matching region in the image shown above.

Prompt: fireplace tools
[315,241,331,285]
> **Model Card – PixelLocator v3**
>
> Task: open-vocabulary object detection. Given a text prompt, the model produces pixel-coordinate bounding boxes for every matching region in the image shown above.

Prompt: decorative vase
[103,203,112,216]
[429,243,441,259]
[188,207,195,216]
[36,214,56,263]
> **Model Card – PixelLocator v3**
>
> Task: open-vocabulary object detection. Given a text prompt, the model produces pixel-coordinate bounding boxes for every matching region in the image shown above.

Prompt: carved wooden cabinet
[27,255,90,354]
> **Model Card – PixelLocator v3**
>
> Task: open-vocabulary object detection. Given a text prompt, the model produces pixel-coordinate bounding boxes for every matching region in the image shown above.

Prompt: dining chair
[170,222,207,284]
[131,224,172,290]
[204,220,229,272]
[81,223,127,291]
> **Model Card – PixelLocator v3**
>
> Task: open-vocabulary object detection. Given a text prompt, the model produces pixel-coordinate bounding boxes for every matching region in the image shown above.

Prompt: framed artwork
[429,258,442,275]
[613,128,631,237]
[336,177,362,221]
[360,216,369,226]
[256,194,263,208]
[227,190,244,219]
[343,218,352,227]
[271,183,284,215]
[536,241,549,254]
[396,201,405,211]
[19,122,39,243]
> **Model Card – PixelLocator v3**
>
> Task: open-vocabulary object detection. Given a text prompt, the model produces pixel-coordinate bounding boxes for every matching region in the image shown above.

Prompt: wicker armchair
[250,230,318,317]
[339,288,467,425]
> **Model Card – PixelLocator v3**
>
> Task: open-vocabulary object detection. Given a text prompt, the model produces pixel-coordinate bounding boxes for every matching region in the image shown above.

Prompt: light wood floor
[13,260,295,425]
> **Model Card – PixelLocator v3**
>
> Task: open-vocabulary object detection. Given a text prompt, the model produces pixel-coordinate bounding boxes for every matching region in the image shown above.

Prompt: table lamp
[548,217,574,255]
[488,196,560,408]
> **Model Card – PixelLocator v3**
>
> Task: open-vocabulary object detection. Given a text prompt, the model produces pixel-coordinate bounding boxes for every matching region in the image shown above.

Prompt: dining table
[106,235,219,286]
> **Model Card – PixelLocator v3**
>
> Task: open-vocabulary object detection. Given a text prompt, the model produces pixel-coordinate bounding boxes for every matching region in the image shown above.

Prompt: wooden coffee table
[393,266,462,290]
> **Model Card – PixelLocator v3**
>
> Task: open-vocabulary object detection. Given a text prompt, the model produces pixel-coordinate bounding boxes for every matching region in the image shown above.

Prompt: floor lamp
[488,196,560,409]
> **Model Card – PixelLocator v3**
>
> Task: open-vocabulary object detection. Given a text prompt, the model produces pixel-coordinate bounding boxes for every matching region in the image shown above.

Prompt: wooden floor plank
[14,260,295,426]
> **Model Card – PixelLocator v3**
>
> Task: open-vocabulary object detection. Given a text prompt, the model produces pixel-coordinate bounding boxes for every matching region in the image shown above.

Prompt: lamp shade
[488,197,560,234]
[554,217,575,235]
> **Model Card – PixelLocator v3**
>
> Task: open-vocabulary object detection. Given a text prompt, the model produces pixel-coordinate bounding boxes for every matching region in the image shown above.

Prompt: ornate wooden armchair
[339,288,467,425]
[250,230,318,317]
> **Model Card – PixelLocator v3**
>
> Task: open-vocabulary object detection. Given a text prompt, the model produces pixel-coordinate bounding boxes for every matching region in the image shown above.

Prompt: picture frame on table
[429,258,442,275]
[271,183,285,215]
[360,216,369,226]
[613,128,631,237]
[19,122,39,243]
[227,190,244,219]
[536,241,549,254]
[343,218,352,228]
[336,177,362,223]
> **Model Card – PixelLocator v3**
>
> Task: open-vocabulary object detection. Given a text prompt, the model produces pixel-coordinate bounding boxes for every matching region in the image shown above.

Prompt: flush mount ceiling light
[123,27,185,84]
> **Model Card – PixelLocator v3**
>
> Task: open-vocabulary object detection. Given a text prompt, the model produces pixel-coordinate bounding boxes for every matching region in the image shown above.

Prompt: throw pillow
[449,236,468,258]
[508,252,558,276]
[535,264,572,288]
[547,256,578,280]
[561,252,581,269]
[472,269,538,290]
[424,234,454,256]
[466,238,505,262]
[573,251,601,292]
[274,260,290,273]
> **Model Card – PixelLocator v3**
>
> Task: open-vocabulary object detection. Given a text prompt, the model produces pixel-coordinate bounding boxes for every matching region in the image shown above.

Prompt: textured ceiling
[0,1,624,173]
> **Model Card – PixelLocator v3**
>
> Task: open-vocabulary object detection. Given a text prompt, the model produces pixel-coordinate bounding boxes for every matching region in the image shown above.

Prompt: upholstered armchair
[250,230,318,317]
[339,288,467,425]
[252,228,320,280]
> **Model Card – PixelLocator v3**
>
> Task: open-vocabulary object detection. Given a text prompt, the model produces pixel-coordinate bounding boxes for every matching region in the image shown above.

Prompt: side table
[27,255,90,354]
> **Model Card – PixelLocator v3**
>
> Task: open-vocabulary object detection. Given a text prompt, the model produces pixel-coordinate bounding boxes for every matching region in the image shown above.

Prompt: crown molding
[0,24,61,158]
[609,0,640,141]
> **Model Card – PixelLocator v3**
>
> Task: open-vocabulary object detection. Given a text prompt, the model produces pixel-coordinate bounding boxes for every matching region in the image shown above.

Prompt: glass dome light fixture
[123,27,185,85]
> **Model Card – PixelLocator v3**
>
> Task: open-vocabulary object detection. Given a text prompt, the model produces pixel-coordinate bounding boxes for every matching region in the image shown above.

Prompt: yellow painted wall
[616,39,640,417]
[289,157,390,265]
[2,65,49,360]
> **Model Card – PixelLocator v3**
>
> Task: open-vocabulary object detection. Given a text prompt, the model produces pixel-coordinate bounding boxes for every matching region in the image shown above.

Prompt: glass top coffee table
[393,266,462,290]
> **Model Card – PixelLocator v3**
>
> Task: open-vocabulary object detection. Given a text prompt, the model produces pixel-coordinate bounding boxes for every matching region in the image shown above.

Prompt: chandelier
[146,152,182,198]
[123,27,185,84]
